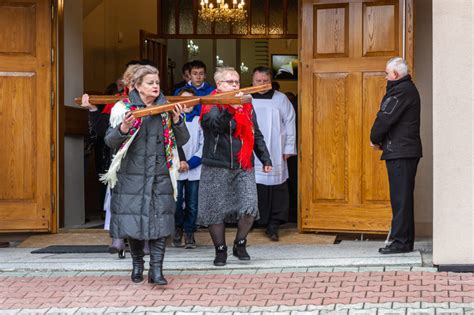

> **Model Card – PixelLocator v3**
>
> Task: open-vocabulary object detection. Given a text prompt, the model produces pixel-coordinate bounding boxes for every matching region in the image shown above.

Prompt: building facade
[0,0,471,269]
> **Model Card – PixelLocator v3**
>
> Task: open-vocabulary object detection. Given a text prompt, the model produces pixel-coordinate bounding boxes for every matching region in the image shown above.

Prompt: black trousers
[385,158,420,247]
[256,182,290,229]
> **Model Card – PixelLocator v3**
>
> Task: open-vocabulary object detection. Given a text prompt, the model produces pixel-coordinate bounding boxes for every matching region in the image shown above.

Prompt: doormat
[18,231,111,248]
[31,245,110,254]
[19,228,337,249]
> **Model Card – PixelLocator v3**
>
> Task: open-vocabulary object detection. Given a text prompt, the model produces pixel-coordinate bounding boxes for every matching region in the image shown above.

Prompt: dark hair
[285,91,296,99]
[105,82,120,95]
[285,92,297,106]
[140,59,158,68]
[126,60,141,67]
[272,81,280,91]
[182,62,192,74]
[178,88,196,96]
[253,66,273,77]
[189,60,207,72]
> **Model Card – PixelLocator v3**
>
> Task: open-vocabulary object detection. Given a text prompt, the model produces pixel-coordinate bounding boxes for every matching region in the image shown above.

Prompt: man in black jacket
[370,57,422,254]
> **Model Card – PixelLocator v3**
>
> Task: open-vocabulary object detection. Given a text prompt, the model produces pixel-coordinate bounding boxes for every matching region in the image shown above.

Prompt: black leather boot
[233,239,250,260]
[266,226,280,242]
[148,238,168,285]
[127,238,145,283]
[184,233,196,249]
[173,227,183,247]
[213,245,228,266]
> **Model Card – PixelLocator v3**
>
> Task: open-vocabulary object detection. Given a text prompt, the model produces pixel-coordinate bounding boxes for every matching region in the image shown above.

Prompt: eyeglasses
[221,80,240,85]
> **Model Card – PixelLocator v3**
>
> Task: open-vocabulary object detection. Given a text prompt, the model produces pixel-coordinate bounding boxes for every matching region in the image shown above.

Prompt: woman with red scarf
[198,67,272,266]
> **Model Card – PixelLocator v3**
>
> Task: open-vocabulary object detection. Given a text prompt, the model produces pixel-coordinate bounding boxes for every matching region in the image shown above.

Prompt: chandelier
[240,62,248,73]
[187,40,199,57]
[216,55,225,67]
[199,0,247,24]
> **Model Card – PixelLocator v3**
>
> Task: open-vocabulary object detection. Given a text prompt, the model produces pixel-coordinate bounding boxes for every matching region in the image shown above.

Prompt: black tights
[208,215,255,246]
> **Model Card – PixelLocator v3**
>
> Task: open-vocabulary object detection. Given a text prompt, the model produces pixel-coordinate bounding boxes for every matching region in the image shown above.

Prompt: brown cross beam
[132,84,271,118]
[73,84,272,119]
[73,94,253,106]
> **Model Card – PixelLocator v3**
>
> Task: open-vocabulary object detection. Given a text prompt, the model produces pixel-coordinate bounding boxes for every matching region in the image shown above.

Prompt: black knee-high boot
[127,238,145,283]
[148,238,167,285]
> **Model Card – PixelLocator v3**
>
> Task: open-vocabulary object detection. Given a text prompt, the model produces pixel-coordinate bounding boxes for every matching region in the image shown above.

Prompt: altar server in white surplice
[251,66,297,241]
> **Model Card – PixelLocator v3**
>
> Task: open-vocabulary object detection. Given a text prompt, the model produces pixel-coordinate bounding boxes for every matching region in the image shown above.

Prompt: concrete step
[0,241,424,272]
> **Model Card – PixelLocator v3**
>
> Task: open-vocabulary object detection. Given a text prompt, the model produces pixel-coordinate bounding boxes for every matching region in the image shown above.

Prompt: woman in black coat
[198,67,272,266]
[104,65,189,285]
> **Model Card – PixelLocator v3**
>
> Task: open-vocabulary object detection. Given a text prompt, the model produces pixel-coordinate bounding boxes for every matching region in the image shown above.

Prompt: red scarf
[102,88,129,114]
[201,90,255,170]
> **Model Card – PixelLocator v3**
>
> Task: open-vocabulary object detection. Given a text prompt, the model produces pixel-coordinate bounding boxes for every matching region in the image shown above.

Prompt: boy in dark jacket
[370,57,422,254]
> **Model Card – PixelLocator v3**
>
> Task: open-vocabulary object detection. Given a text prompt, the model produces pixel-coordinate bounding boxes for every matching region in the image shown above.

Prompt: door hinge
[51,48,54,64]
[51,2,54,21]
[51,193,55,213]
[51,143,55,161]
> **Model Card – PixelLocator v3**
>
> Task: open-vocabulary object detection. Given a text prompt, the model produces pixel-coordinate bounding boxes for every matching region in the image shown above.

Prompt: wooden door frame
[0,0,58,234]
[297,0,302,233]
[50,0,302,233]
[53,0,63,232]
[49,0,60,233]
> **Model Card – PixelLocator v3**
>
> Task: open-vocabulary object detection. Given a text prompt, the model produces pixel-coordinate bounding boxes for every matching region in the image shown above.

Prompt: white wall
[83,0,157,93]
[432,0,474,265]
[83,0,106,93]
[216,39,237,68]
[64,0,84,105]
[168,39,215,88]
[64,0,85,227]
[64,137,85,227]
[167,39,185,89]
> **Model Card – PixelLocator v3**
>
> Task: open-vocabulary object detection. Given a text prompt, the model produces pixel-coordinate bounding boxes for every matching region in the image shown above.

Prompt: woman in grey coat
[105,65,189,285]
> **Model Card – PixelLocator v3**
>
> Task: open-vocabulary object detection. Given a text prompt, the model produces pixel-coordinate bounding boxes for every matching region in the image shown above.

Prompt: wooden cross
[74,83,272,119]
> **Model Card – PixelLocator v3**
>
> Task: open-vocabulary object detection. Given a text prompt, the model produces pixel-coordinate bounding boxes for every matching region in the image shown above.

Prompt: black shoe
[379,244,412,254]
[184,233,196,249]
[266,229,279,242]
[148,238,168,285]
[173,227,183,247]
[128,238,145,283]
[213,245,228,266]
[233,239,250,260]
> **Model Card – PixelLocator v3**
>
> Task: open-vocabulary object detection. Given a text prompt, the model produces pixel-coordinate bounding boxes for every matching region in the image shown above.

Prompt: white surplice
[253,90,297,185]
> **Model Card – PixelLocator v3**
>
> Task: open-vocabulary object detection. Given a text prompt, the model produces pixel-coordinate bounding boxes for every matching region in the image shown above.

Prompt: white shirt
[178,115,203,181]
[253,90,297,185]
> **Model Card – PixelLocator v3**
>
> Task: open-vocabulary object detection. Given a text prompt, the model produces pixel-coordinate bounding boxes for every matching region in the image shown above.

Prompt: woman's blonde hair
[214,67,239,83]
[130,65,160,88]
[122,64,141,88]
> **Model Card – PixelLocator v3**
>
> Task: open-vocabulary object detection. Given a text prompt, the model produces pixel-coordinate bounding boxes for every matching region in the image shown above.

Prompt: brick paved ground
[1,268,474,314]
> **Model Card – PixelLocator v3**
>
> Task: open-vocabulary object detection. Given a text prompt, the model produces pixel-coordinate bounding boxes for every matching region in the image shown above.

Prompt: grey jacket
[105,90,190,240]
